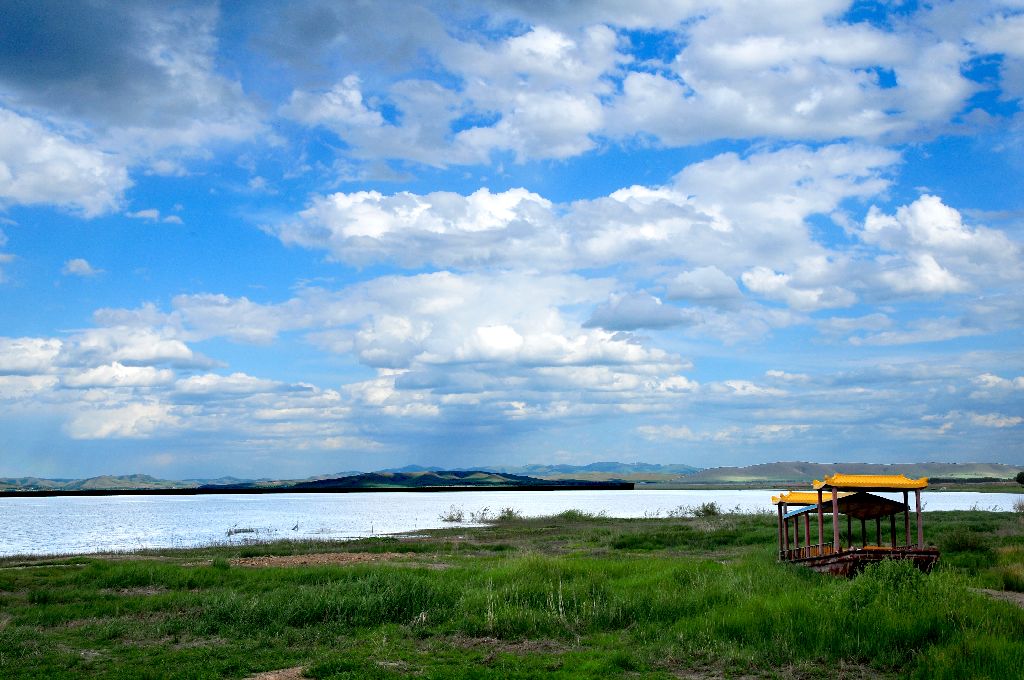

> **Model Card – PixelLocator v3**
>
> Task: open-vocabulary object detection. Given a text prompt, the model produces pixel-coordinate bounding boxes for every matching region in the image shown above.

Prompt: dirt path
[974,588,1024,608]
[247,667,304,679]
[231,552,414,567]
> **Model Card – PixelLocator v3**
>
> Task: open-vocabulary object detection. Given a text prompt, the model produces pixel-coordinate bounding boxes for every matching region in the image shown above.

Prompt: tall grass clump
[692,501,721,518]
[666,557,1024,675]
[551,509,606,522]
[939,527,997,573]
[439,505,464,522]
[495,507,523,522]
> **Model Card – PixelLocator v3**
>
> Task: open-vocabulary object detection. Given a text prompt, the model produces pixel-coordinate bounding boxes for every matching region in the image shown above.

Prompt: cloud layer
[0,1,1021,477]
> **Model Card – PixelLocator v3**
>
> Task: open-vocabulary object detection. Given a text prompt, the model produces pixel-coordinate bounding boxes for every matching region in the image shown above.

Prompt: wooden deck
[787,546,940,577]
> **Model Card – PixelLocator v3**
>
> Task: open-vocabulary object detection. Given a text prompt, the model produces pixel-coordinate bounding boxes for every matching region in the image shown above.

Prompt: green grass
[1,510,1022,678]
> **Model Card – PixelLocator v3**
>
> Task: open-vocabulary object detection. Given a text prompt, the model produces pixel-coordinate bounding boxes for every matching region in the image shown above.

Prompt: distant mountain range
[380,462,702,482]
[201,470,624,491]
[503,462,703,475]
[681,461,1023,483]
[2,461,1020,493]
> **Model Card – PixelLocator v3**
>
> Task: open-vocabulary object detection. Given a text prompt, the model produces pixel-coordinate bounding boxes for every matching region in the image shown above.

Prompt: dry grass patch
[107,585,168,596]
[247,666,306,680]
[445,633,568,656]
[231,552,423,568]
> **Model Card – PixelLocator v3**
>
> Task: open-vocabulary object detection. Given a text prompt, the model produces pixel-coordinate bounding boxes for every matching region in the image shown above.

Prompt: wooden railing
[781,544,930,562]
[781,544,836,560]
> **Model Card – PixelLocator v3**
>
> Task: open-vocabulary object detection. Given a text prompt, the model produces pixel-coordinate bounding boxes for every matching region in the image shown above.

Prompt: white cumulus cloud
[0,108,130,217]
[62,258,103,277]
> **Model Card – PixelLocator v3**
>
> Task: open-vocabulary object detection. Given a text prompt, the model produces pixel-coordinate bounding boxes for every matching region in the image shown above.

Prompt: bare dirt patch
[108,586,167,596]
[231,552,416,568]
[445,634,567,656]
[247,667,305,680]
[671,661,889,679]
[975,588,1024,608]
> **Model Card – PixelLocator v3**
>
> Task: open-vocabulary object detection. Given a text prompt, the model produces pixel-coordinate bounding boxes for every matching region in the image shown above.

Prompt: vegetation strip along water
[1,508,1022,678]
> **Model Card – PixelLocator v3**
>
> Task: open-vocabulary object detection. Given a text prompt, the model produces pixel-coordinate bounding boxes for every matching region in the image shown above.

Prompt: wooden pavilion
[773,473,940,576]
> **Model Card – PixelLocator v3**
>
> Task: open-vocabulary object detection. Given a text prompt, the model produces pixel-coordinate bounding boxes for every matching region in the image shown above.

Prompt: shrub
[693,501,721,518]
[496,507,523,522]
[999,565,1024,593]
[439,505,464,522]
[941,528,993,554]
[552,509,606,522]
[939,528,997,573]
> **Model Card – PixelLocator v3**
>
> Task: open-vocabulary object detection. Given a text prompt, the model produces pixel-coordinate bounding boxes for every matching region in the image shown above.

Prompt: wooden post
[847,514,852,549]
[816,489,824,553]
[890,514,897,547]
[875,517,881,546]
[795,511,801,553]
[831,489,840,553]
[903,491,911,545]
[915,489,924,548]
[774,503,782,557]
[860,517,866,548]
[804,513,811,554]
[783,504,790,554]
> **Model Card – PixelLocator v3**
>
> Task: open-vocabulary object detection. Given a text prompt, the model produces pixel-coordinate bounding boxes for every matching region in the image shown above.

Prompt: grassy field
[1,508,1023,679]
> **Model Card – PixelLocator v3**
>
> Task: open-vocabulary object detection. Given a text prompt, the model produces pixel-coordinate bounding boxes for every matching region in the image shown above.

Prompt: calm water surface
[0,489,1018,556]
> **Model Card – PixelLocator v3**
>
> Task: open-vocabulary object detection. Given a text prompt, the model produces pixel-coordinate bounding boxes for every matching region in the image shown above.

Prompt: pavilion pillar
[903,491,911,545]
[915,489,924,548]
[816,489,824,553]
[804,513,811,553]
[890,514,897,548]
[860,518,866,548]
[847,515,852,549]
[831,489,840,553]
[777,503,784,558]
[783,504,790,554]
[795,511,801,552]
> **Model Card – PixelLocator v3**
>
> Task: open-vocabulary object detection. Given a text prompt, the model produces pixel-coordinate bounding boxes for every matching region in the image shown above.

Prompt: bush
[941,528,993,554]
[1015,470,1024,486]
[939,528,997,573]
[552,509,606,522]
[496,507,523,522]
[439,505,464,522]
[999,565,1024,592]
[693,501,721,518]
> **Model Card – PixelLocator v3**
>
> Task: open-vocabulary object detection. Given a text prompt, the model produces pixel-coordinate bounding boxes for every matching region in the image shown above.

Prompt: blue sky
[1,0,1022,478]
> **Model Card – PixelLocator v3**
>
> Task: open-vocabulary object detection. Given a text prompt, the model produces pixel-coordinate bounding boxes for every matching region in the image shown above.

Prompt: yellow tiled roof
[771,490,851,505]
[812,473,928,490]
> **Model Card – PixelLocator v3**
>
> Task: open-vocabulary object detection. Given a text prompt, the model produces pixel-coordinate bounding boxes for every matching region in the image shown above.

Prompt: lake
[0,489,1019,557]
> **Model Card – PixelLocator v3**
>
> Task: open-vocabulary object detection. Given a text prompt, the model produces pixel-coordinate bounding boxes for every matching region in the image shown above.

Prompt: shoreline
[0,481,634,499]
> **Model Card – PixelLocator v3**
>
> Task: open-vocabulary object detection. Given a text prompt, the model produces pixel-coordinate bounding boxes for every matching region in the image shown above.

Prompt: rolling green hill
[681,461,1023,484]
